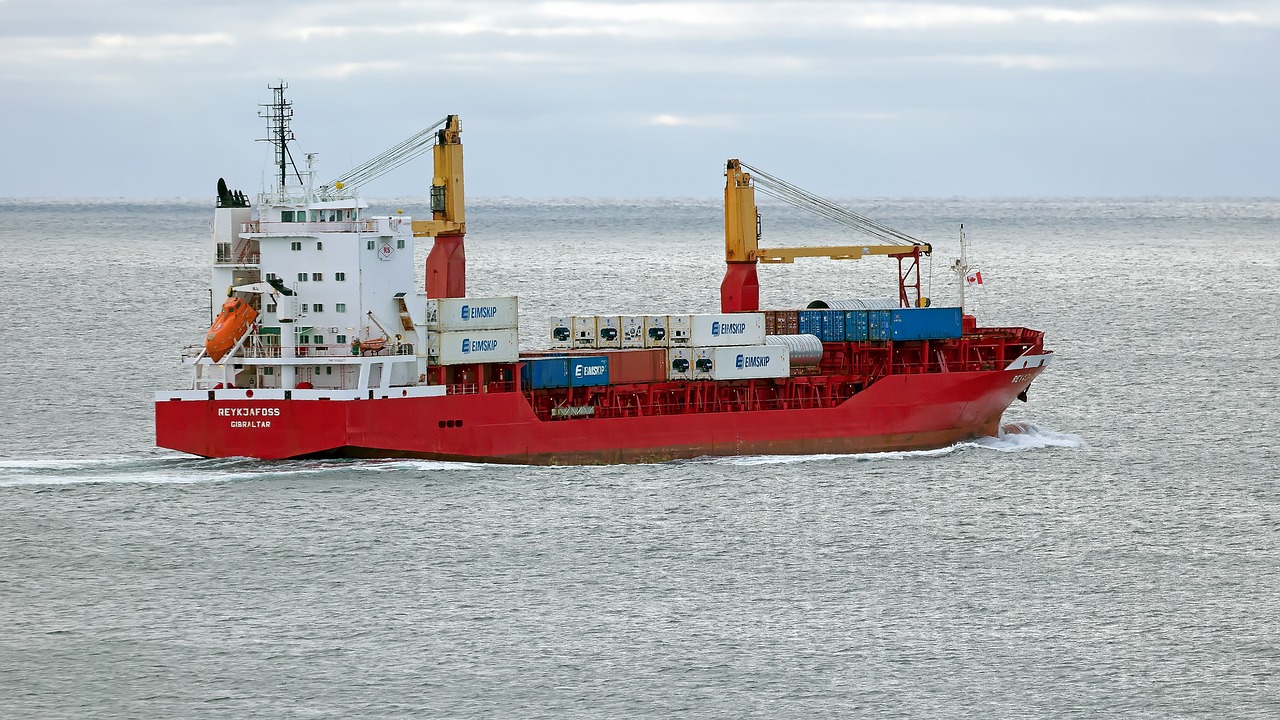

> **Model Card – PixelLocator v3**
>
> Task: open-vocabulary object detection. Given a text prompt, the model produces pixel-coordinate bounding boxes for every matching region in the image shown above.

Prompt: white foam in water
[700,422,1082,466]
[967,421,1086,452]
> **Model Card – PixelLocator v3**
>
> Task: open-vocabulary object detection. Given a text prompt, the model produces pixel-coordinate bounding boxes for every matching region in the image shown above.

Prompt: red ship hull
[156,363,1045,464]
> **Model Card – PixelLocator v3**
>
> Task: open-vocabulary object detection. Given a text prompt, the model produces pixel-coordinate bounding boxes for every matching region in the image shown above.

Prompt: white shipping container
[668,315,692,346]
[689,313,766,347]
[667,347,692,380]
[550,316,572,349]
[429,328,519,365]
[692,347,715,380]
[427,296,519,331]
[596,316,621,348]
[620,315,646,348]
[702,345,791,380]
[643,315,669,348]
[572,316,598,349]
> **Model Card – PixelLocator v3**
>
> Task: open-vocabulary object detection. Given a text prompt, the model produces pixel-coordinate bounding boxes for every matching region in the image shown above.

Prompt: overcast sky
[2,0,1277,198]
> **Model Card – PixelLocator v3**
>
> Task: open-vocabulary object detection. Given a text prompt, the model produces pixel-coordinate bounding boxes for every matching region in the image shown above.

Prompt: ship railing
[447,383,480,395]
[248,220,381,234]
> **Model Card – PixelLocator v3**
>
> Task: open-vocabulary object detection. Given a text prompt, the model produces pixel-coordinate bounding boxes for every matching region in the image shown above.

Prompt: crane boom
[721,159,932,311]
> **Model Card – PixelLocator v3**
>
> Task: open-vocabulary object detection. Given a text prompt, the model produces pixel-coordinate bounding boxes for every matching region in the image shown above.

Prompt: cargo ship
[155,85,1052,464]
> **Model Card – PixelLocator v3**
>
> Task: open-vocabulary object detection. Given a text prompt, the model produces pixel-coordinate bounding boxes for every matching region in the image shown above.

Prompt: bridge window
[297,272,307,281]
[335,303,346,312]
[312,272,323,281]
[314,335,325,344]
[313,304,324,313]
[337,334,347,344]
[335,272,346,281]
[266,303,277,313]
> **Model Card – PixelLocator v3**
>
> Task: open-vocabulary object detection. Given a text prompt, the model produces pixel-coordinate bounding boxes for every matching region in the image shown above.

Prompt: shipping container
[569,356,610,387]
[619,315,646,348]
[778,310,799,335]
[692,347,715,380]
[764,310,778,335]
[700,345,791,380]
[550,316,572,349]
[521,356,571,389]
[889,307,963,341]
[667,347,692,380]
[689,313,766,347]
[799,310,824,337]
[669,315,692,346]
[605,348,667,384]
[765,334,823,366]
[820,310,846,342]
[572,316,598,349]
[844,310,869,341]
[868,309,893,341]
[427,296,519,331]
[643,315,669,348]
[429,328,519,365]
[596,316,621,349]
[867,308,963,341]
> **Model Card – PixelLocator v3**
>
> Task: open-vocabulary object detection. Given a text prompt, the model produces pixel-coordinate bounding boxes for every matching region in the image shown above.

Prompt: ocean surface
[0,197,1276,718]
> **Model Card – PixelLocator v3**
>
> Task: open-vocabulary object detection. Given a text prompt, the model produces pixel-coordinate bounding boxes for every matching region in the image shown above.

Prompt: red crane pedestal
[426,234,466,298]
[720,261,759,313]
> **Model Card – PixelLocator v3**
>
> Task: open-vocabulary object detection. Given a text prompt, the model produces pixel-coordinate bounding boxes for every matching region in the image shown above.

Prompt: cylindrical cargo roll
[806,298,899,310]
[765,334,823,366]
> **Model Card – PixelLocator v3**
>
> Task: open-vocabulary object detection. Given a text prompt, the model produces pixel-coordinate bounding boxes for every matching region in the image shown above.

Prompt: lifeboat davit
[205,297,257,362]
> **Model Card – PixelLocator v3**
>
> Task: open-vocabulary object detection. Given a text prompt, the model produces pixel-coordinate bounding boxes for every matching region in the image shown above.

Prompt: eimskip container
[619,315,646,348]
[596,316,621,348]
[689,313,766,346]
[550,316,572,349]
[429,328,519,365]
[522,357,571,389]
[706,345,790,380]
[643,315,670,348]
[569,356,610,387]
[572,316,598,348]
[667,347,692,380]
[427,297,519,331]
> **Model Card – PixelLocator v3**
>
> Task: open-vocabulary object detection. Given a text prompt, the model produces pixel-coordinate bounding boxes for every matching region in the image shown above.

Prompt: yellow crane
[721,159,932,312]
[412,115,467,298]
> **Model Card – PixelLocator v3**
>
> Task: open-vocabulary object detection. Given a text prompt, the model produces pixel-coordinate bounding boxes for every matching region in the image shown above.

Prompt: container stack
[427,297,520,365]
[767,306,963,343]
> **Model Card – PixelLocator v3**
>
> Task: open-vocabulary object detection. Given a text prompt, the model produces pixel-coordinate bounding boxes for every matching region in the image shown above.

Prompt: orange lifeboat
[205,297,258,362]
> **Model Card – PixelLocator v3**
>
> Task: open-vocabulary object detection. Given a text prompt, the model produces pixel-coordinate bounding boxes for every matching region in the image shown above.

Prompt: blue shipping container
[820,310,846,341]
[844,310,869,341]
[889,307,963,341]
[570,356,610,387]
[798,310,824,337]
[522,357,571,389]
[868,309,893,341]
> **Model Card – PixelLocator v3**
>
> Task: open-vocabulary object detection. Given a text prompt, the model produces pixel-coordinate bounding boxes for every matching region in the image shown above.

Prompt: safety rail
[243,220,387,235]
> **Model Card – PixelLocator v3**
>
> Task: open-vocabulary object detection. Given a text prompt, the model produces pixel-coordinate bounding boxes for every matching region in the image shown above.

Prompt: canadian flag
[965,270,984,287]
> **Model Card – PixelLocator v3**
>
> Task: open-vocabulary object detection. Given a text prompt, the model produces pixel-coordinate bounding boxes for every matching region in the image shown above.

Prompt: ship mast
[258,82,302,190]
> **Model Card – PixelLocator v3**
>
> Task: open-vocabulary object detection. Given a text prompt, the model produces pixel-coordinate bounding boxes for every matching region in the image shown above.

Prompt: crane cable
[739,162,922,246]
[318,116,450,194]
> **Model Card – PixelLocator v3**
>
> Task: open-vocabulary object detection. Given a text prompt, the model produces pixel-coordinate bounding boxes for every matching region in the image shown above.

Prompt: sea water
[0,197,1276,717]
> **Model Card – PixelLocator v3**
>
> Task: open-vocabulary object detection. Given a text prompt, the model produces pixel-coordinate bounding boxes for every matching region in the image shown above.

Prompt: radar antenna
[258,82,303,189]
